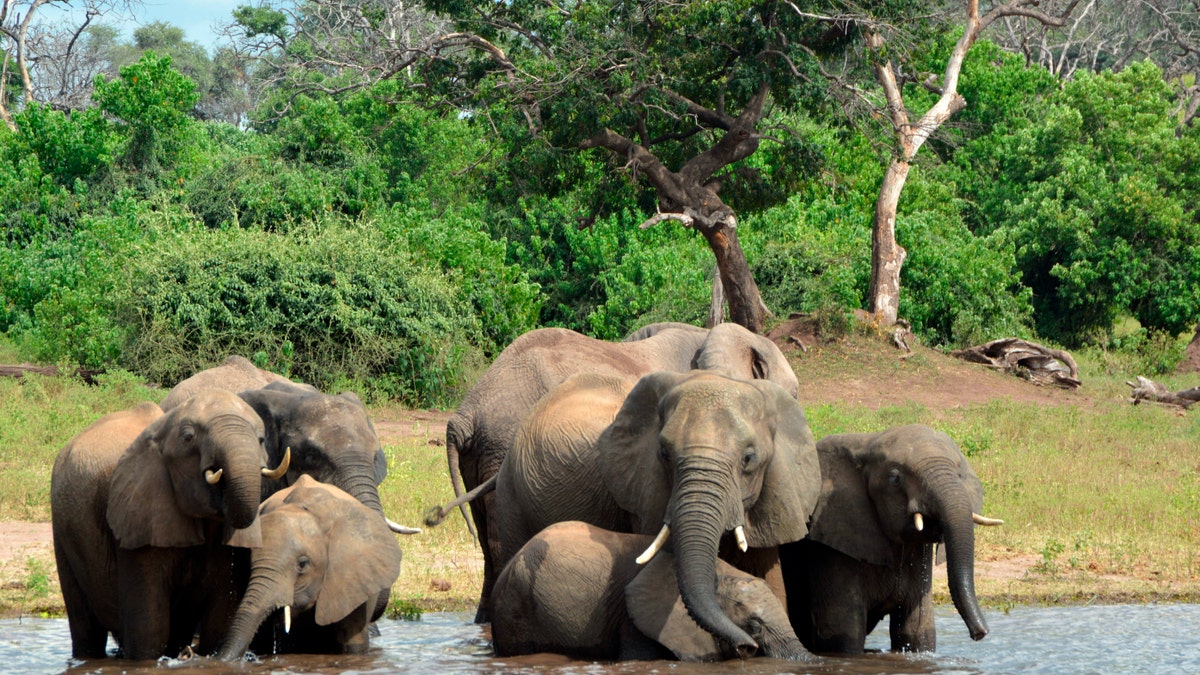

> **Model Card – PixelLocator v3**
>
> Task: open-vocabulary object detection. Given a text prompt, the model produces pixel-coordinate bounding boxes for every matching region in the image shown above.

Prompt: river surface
[3,605,1198,674]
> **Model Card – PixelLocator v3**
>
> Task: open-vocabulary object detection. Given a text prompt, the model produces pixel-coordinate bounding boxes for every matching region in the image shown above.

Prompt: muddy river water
[3,605,1198,674]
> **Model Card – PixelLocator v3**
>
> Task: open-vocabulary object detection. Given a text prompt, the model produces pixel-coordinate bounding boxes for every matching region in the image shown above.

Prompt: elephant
[493,369,820,655]
[160,355,296,411]
[50,389,290,660]
[778,424,1003,654]
[439,321,798,621]
[491,521,810,662]
[237,379,419,622]
[217,475,403,660]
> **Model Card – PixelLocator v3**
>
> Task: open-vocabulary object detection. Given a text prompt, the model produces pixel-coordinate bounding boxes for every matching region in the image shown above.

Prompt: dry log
[950,338,1081,390]
[0,363,104,385]
[1125,376,1197,409]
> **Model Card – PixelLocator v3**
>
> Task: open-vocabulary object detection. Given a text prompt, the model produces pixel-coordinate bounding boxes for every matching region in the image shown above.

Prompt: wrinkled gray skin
[443,322,797,622]
[51,390,273,660]
[160,355,298,411]
[492,521,810,662]
[218,475,402,660]
[779,425,992,654]
[495,370,820,655]
[237,380,395,620]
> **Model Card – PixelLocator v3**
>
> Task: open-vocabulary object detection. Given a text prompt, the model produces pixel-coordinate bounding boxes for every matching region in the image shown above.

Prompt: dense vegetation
[2,4,1198,404]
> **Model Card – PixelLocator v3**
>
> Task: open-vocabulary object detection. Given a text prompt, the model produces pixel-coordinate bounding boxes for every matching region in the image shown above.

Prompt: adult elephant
[779,424,1003,654]
[51,390,289,660]
[492,521,810,662]
[441,321,797,621]
[494,369,820,655]
[218,475,402,660]
[160,355,297,411]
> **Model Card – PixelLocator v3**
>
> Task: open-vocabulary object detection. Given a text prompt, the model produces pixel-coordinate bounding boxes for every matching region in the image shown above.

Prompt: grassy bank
[1,331,1198,619]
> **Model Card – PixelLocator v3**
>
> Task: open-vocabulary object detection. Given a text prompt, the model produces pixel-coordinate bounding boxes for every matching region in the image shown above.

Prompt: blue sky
[119,0,244,50]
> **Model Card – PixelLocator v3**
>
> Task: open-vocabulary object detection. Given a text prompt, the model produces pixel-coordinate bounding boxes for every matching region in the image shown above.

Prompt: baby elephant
[492,521,810,662]
[217,475,402,659]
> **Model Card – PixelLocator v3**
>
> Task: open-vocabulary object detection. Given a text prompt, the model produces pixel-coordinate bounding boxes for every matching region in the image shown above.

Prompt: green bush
[116,221,486,405]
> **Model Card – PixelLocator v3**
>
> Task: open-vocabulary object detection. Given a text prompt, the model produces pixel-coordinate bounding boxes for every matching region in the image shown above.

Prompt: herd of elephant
[50,321,1003,664]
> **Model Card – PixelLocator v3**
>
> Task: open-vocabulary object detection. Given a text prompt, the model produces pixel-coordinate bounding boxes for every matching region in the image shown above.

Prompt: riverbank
[2,323,1197,619]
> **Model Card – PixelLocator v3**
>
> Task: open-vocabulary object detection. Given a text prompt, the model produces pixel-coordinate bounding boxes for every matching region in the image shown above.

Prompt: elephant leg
[475,490,500,623]
[194,547,246,655]
[890,591,936,652]
[335,609,373,655]
[59,568,109,659]
[117,548,174,660]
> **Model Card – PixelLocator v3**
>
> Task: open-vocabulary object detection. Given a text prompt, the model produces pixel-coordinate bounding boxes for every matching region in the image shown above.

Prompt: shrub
[116,221,485,406]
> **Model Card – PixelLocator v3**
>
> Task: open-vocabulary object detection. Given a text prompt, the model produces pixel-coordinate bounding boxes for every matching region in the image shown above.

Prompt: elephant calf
[218,475,403,660]
[491,521,811,662]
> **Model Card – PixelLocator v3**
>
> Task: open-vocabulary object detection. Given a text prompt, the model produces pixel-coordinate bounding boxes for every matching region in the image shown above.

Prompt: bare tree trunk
[702,222,764,331]
[868,160,911,326]
[865,0,1077,326]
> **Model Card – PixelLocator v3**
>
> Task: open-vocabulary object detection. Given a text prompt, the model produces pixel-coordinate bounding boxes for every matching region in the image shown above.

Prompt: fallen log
[0,363,104,385]
[1126,376,1198,409]
[950,338,1081,390]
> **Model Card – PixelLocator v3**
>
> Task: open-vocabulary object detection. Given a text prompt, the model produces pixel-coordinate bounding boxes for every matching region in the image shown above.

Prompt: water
[3,605,1199,674]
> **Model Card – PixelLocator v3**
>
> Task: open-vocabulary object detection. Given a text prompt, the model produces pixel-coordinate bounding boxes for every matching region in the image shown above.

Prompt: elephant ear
[238,388,293,462]
[314,498,402,626]
[693,323,799,398]
[808,432,894,566]
[598,371,686,532]
[626,554,723,661]
[741,380,821,548]
[106,417,206,549]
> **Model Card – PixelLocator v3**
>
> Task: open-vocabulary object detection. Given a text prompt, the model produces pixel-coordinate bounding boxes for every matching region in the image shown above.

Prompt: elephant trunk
[217,561,290,661]
[924,463,988,641]
[335,466,385,515]
[216,424,269,530]
[671,458,758,657]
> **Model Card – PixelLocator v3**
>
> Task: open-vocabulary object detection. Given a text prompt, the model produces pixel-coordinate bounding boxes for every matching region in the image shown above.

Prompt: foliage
[92,51,200,179]
[116,221,486,406]
[950,60,1200,346]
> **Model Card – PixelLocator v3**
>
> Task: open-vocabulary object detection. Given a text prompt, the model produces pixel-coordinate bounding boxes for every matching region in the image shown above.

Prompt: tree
[0,0,139,126]
[801,1,1078,326]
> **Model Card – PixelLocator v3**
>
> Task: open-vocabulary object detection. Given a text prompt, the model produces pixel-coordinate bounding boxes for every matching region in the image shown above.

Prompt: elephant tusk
[913,512,924,532]
[973,512,1005,526]
[283,605,291,634]
[262,447,291,479]
[636,524,671,565]
[205,468,223,485]
[734,525,748,552]
[387,518,422,535]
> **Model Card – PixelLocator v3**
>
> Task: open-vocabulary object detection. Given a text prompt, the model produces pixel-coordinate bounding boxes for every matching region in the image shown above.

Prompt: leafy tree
[92,51,199,178]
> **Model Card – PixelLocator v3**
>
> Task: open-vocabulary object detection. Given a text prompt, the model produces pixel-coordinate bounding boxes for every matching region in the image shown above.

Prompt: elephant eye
[887,469,902,486]
[297,556,311,573]
[741,449,758,471]
[180,426,196,443]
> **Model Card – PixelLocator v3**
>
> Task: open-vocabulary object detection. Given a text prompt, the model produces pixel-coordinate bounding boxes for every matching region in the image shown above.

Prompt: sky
[119,0,244,50]
[44,0,246,52]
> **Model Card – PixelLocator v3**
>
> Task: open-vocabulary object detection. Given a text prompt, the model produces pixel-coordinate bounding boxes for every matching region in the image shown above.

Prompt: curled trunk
[221,437,269,530]
[671,462,757,656]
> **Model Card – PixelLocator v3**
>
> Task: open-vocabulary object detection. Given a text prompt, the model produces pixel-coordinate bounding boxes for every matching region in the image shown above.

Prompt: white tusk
[283,605,291,634]
[205,468,223,485]
[636,524,671,565]
[973,512,1004,526]
[262,447,291,479]
[734,525,748,552]
[387,518,422,535]
[913,512,924,532]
